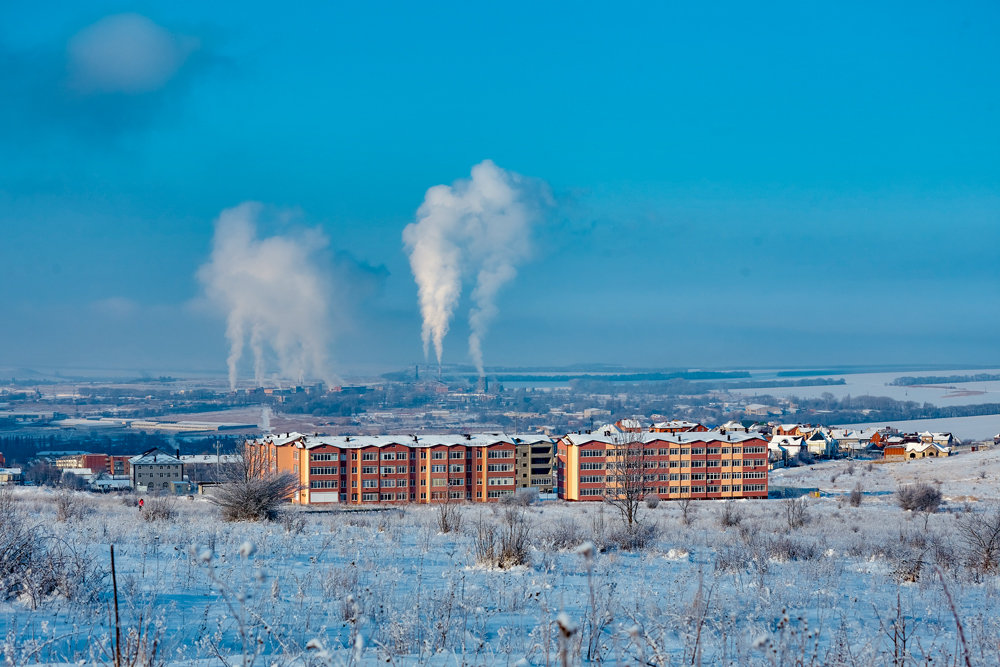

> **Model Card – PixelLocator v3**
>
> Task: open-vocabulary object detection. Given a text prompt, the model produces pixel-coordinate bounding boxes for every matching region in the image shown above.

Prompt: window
[361,479,377,488]
[310,453,334,461]
[382,479,396,487]
[432,452,446,459]
[579,475,604,484]
[361,466,377,475]
[448,478,464,486]
[380,493,395,501]
[362,452,377,461]
[431,478,447,487]
[487,463,513,472]
[580,449,605,457]
[451,451,466,459]
[488,489,515,498]
[487,450,514,459]
[381,466,395,475]
[579,488,603,496]
[362,492,378,502]
[580,462,604,470]
[487,477,514,486]
[449,464,465,473]
[310,466,337,475]
[431,465,446,473]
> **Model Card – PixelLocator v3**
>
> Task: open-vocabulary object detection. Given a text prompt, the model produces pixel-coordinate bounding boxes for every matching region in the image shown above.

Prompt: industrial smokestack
[403,160,550,376]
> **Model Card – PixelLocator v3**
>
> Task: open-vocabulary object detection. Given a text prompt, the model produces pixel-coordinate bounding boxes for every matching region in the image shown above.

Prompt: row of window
[310,449,518,462]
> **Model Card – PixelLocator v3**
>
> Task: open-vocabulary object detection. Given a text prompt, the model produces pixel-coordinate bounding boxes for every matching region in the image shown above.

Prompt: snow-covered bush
[140,494,176,522]
[897,483,942,514]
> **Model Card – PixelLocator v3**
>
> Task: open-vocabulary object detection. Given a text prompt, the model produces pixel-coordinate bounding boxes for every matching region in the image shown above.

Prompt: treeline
[890,374,1000,386]
[0,433,244,466]
[754,391,1000,426]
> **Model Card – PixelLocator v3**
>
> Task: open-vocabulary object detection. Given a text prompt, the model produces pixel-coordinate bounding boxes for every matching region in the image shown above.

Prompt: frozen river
[731,368,1000,407]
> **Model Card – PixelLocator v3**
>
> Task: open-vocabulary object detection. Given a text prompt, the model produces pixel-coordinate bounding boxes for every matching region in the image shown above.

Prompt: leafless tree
[957,505,1000,575]
[209,442,300,522]
[603,432,652,529]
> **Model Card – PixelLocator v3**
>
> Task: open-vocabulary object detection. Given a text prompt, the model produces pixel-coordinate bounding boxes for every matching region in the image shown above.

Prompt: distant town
[2,366,997,496]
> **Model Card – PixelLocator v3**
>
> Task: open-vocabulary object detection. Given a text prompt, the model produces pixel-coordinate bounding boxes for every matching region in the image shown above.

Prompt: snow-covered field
[731,368,1000,407]
[5,450,1000,665]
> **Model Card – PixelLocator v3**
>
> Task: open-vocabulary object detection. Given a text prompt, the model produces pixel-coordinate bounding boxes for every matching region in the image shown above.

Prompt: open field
[5,450,1000,665]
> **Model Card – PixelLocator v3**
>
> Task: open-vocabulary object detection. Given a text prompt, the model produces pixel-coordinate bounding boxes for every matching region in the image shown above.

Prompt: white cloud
[67,13,197,94]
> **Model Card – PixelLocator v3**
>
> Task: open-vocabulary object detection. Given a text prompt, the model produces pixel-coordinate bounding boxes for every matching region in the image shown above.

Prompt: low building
[0,467,23,485]
[768,435,804,461]
[650,420,708,433]
[130,448,185,493]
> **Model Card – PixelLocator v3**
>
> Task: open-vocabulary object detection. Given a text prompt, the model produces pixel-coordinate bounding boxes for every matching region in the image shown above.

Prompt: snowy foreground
[5,450,1000,666]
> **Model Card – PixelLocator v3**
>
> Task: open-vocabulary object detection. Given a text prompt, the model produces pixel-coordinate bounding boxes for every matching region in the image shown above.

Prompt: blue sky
[1,1,998,378]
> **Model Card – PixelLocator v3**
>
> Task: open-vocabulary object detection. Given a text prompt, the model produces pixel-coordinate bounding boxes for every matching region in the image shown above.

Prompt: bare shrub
[279,510,307,534]
[845,460,856,476]
[897,483,942,514]
[209,446,299,522]
[611,521,658,551]
[55,491,88,522]
[0,487,103,607]
[719,500,743,528]
[767,535,820,561]
[848,484,863,507]
[140,495,176,522]
[437,501,462,533]
[542,516,584,550]
[956,505,1000,575]
[679,498,696,526]
[474,507,530,568]
[784,498,809,529]
[644,493,661,509]
[509,487,539,506]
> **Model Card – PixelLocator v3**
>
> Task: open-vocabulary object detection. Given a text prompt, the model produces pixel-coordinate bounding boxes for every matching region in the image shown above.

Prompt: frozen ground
[5,450,1000,665]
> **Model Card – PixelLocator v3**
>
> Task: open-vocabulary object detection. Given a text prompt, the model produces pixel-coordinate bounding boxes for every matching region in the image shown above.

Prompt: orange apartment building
[247,432,555,505]
[556,430,769,501]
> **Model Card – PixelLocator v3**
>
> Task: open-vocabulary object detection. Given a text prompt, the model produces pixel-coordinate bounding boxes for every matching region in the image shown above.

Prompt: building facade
[556,430,769,501]
[514,436,555,492]
[129,448,184,493]
[248,433,556,505]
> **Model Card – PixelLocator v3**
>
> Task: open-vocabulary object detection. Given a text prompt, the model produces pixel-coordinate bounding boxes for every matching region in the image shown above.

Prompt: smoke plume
[198,203,335,389]
[403,160,548,375]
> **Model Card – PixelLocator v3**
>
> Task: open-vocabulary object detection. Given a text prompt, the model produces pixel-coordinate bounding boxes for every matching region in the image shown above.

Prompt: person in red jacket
[138,497,144,512]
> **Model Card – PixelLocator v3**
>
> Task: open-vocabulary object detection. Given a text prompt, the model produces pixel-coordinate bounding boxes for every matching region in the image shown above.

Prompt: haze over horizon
[2,2,998,381]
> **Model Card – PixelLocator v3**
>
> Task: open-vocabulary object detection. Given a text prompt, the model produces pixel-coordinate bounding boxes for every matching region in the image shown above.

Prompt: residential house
[650,420,708,433]
[768,435,805,461]
[0,467,23,485]
[130,448,185,493]
[805,430,838,458]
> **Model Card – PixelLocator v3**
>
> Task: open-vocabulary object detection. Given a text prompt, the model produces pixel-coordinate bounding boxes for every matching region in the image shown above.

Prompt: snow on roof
[0,467,22,475]
[252,432,554,450]
[769,435,804,447]
[129,448,182,465]
[905,442,952,453]
[180,454,241,464]
[560,430,764,446]
[652,420,701,428]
